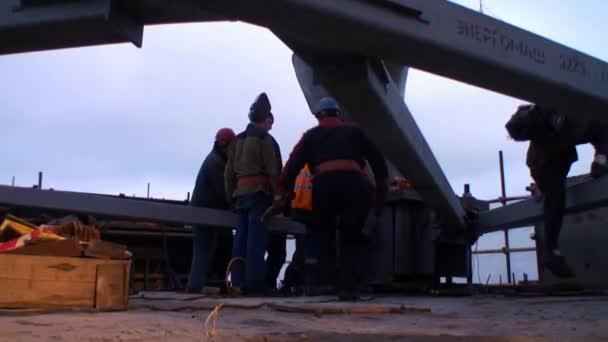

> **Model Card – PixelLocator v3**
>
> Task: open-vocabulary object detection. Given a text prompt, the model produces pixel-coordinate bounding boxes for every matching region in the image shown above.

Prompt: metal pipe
[11,176,14,187]
[102,230,193,238]
[472,247,536,255]
[38,171,43,190]
[499,150,512,284]
[486,195,530,204]
[147,182,150,199]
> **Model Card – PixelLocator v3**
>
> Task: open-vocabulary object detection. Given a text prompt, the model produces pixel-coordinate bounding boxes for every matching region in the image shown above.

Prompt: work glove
[372,180,388,217]
[261,196,288,222]
[525,183,544,202]
[462,200,480,221]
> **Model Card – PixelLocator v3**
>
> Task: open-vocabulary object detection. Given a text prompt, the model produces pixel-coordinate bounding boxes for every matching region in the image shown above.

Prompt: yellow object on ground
[0,214,64,242]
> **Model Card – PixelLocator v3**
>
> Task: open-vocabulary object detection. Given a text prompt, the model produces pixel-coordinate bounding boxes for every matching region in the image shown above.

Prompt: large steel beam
[477,177,608,235]
[1,0,607,120]
[0,0,142,55]
[292,55,465,229]
[199,0,608,121]
[291,54,408,183]
[0,186,305,234]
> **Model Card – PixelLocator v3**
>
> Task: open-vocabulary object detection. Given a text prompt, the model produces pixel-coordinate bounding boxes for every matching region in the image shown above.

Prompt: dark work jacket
[225,124,283,200]
[280,117,388,196]
[191,146,230,210]
[525,117,586,171]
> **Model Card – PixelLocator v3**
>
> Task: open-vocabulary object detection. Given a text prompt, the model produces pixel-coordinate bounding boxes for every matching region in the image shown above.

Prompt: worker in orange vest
[266,97,388,300]
[290,164,313,213]
[282,164,338,295]
[281,165,313,294]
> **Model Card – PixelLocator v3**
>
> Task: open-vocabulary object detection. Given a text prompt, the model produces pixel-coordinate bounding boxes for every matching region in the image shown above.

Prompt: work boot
[228,287,244,296]
[303,262,321,296]
[336,265,361,301]
[277,281,292,296]
[337,289,360,301]
[319,284,337,296]
[544,251,575,278]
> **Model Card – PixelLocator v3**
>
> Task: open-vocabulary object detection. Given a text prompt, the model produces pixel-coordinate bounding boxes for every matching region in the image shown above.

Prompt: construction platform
[1,292,607,341]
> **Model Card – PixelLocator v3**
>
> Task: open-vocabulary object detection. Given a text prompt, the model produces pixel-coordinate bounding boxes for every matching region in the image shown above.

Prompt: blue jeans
[187,225,214,292]
[303,230,321,263]
[187,225,233,292]
[231,192,271,293]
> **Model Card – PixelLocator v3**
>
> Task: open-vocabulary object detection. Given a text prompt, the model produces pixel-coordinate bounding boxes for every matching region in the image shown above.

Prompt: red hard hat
[215,128,236,144]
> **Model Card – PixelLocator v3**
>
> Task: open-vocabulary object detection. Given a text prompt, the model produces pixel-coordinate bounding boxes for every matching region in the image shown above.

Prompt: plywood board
[0,254,130,310]
[0,278,95,308]
[0,254,98,282]
[6,239,82,258]
[95,263,129,310]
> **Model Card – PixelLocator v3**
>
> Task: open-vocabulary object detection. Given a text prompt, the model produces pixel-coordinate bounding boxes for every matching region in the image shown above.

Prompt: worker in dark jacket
[280,164,318,295]
[225,93,283,294]
[187,128,236,293]
[289,164,338,295]
[506,104,608,278]
[265,97,388,300]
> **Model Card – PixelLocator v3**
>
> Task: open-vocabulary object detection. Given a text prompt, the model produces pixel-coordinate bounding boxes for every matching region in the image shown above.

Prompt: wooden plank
[0,255,130,309]
[85,240,129,260]
[0,254,98,282]
[0,278,94,308]
[0,254,129,266]
[124,260,131,304]
[95,263,129,310]
[5,239,82,258]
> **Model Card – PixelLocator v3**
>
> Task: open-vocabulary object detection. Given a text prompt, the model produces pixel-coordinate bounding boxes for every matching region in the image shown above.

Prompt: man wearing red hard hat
[187,127,236,293]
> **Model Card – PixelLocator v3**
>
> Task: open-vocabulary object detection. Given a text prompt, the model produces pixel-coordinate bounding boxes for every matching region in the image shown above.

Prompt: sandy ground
[1,293,607,342]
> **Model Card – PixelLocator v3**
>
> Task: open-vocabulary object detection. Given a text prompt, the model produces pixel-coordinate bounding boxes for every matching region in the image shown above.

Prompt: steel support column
[0,0,142,55]
[292,55,465,230]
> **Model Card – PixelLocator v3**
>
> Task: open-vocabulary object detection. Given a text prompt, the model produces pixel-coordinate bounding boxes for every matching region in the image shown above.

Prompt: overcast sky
[1,0,607,204]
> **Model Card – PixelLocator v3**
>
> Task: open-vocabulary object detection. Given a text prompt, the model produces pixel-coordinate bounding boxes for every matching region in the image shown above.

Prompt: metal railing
[469,150,536,285]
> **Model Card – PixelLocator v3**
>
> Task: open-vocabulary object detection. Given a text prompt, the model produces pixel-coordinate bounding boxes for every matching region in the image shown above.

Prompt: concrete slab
[1,292,606,341]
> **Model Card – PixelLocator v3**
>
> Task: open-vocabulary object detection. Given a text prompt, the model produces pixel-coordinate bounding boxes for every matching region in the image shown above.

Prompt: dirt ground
[1,293,607,342]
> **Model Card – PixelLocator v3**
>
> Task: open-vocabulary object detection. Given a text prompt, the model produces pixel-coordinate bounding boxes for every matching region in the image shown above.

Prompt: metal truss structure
[1,0,608,245]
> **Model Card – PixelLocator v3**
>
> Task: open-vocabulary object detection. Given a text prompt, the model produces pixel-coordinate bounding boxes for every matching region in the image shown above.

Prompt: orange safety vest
[290,164,313,211]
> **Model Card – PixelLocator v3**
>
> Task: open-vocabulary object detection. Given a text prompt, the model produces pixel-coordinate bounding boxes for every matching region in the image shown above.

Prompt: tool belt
[237,174,270,186]
[314,159,362,175]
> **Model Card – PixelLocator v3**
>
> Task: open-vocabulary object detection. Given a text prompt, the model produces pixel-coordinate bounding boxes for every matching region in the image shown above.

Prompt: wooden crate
[0,254,130,310]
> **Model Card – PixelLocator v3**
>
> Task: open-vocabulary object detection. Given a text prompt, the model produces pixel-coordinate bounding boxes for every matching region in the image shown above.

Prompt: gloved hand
[373,180,388,217]
[526,183,543,202]
[262,197,287,222]
[462,200,480,221]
